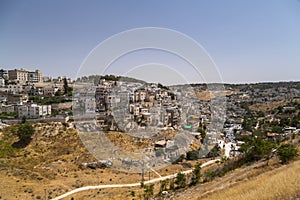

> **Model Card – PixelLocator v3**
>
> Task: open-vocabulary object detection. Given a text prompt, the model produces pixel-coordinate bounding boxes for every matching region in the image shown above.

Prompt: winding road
[52,159,219,200]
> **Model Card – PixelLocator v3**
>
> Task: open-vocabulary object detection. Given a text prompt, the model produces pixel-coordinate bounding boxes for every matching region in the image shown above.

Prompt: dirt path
[51,159,220,200]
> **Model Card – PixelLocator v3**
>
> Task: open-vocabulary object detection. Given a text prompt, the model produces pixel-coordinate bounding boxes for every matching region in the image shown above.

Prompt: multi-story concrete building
[8,68,43,83]
[28,70,42,83]
[29,104,43,118]
[18,104,51,118]
[18,105,28,117]
[8,68,28,83]
[85,97,96,113]
[133,90,146,102]
[43,86,59,96]
[41,105,51,116]
[95,86,107,112]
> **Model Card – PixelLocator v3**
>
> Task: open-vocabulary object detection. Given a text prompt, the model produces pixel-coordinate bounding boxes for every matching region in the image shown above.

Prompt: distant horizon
[1,67,299,86]
[74,73,300,86]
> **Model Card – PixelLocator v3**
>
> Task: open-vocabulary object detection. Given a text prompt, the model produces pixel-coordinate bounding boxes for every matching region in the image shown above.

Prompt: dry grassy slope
[249,100,288,112]
[174,146,300,200]
[200,160,300,200]
[196,90,234,101]
[249,97,300,112]
[106,131,149,151]
[0,122,197,200]
[0,123,144,199]
[105,129,177,151]
[1,123,89,173]
[0,122,94,199]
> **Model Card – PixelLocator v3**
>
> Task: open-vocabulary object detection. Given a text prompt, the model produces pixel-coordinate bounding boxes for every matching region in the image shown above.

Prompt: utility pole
[44,188,47,200]
[141,161,145,183]
[141,168,144,182]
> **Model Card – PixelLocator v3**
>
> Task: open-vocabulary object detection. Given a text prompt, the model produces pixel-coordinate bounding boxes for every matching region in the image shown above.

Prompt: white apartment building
[18,104,51,118]
[29,104,43,117]
[28,70,42,83]
[18,105,28,117]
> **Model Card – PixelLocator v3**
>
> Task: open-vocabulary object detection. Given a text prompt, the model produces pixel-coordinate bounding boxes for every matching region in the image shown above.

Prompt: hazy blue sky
[1,0,300,84]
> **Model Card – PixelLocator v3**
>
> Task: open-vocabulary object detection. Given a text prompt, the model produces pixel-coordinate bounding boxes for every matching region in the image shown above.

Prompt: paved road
[52,159,220,200]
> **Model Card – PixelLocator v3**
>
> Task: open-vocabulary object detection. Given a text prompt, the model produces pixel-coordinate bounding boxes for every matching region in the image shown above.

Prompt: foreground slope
[174,157,300,200]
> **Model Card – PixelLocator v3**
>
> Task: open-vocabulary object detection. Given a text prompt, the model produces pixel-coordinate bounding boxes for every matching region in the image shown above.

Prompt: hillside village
[73,76,300,165]
[0,68,299,161]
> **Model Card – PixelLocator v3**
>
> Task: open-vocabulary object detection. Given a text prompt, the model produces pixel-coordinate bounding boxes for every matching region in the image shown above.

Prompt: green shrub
[277,144,298,164]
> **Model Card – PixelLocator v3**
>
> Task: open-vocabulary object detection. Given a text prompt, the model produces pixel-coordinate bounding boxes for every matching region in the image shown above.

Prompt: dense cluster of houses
[75,79,186,132]
[0,68,73,120]
[219,83,300,157]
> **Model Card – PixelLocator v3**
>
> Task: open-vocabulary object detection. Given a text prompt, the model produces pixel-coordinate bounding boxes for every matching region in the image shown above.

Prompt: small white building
[85,98,96,113]
[29,104,42,118]
[18,105,28,117]
[0,105,15,114]
[0,78,5,87]
[41,105,51,116]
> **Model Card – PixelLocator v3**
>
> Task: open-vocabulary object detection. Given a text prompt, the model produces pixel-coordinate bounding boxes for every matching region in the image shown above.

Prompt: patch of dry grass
[0,122,197,199]
[201,160,300,200]
[106,131,149,151]
[196,90,233,101]
[249,100,287,112]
